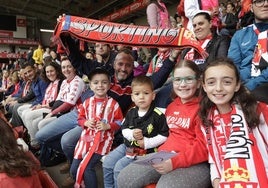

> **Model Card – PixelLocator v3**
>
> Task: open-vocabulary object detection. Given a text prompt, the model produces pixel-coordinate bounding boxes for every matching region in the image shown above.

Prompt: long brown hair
[199,58,259,128]
[0,118,39,177]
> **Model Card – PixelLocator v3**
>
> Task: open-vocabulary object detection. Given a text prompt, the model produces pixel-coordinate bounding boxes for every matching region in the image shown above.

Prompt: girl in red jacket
[117,60,211,188]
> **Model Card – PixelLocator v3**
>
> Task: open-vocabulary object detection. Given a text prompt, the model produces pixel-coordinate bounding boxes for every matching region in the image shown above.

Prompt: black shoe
[43,152,66,167]
[29,144,40,152]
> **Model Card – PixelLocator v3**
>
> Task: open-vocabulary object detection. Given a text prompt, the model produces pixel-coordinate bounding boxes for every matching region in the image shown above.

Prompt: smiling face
[192,14,212,40]
[61,59,76,81]
[113,52,134,81]
[172,67,200,103]
[45,65,57,82]
[203,65,240,113]
[24,65,36,81]
[89,73,110,98]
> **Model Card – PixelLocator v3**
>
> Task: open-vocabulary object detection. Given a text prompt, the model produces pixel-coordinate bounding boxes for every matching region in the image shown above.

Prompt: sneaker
[61,176,75,188]
[59,161,70,174]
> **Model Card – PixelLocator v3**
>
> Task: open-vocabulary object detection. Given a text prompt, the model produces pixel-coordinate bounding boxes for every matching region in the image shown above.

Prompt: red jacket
[0,172,42,188]
[159,97,208,169]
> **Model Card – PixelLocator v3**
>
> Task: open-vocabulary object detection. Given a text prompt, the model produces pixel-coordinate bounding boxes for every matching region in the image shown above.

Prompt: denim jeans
[70,153,102,188]
[61,125,82,163]
[103,144,135,188]
[35,108,79,152]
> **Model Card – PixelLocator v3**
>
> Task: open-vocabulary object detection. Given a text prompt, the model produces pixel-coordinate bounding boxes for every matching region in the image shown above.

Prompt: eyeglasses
[172,76,197,85]
[253,0,268,7]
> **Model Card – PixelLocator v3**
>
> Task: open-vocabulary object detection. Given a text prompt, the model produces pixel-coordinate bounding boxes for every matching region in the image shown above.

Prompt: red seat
[144,183,157,188]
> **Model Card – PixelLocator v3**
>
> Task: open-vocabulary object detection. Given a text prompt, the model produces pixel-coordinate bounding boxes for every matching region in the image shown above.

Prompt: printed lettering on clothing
[225,114,253,159]
[166,115,190,129]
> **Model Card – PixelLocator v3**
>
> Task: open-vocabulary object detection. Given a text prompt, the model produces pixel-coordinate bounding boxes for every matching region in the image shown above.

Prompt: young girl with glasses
[117,60,211,188]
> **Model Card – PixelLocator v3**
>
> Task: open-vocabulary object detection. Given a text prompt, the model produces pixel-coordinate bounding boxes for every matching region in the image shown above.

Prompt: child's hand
[84,119,96,129]
[137,139,144,148]
[152,159,173,174]
[133,129,143,140]
[96,121,110,131]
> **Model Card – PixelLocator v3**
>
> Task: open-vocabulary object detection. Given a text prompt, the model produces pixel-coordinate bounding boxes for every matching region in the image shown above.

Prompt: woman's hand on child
[133,129,143,140]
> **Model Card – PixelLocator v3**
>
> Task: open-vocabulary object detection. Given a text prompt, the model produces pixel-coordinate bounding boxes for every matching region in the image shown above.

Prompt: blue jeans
[70,153,102,188]
[61,125,82,163]
[35,109,79,152]
[103,144,135,188]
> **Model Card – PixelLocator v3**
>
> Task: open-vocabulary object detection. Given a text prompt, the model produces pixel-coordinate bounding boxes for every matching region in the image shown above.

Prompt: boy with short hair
[103,75,169,188]
[70,68,123,188]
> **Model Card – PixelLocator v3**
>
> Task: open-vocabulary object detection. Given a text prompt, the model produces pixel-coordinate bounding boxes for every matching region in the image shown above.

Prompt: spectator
[9,63,48,128]
[32,44,44,69]
[146,47,173,107]
[184,0,220,32]
[50,50,61,65]
[20,62,64,150]
[35,57,85,130]
[0,69,10,101]
[43,47,51,60]
[146,0,171,59]
[0,117,42,188]
[174,13,184,28]
[3,67,29,116]
[36,57,86,166]
[27,47,35,65]
[39,30,178,187]
[220,2,239,36]
[103,75,169,188]
[71,68,123,188]
[1,70,20,101]
[199,58,268,188]
[146,0,171,28]
[182,12,230,71]
[228,0,268,103]
[117,60,211,188]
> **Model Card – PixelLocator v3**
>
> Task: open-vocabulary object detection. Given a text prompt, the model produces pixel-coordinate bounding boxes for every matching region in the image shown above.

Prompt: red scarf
[205,104,268,187]
[42,79,60,105]
[185,35,212,65]
[22,81,31,97]
[74,97,108,188]
[251,24,268,77]
[53,15,207,58]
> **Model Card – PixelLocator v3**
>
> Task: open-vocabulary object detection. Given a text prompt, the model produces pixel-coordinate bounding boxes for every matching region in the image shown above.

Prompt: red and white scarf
[185,36,211,65]
[53,15,208,58]
[22,81,31,97]
[205,104,268,188]
[42,79,60,105]
[251,24,268,77]
[74,96,122,188]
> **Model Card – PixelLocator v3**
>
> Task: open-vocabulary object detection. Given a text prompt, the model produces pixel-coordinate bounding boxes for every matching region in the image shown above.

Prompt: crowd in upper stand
[0,0,267,188]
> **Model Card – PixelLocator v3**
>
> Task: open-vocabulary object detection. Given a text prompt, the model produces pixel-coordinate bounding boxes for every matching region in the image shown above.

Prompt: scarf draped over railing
[53,15,207,58]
